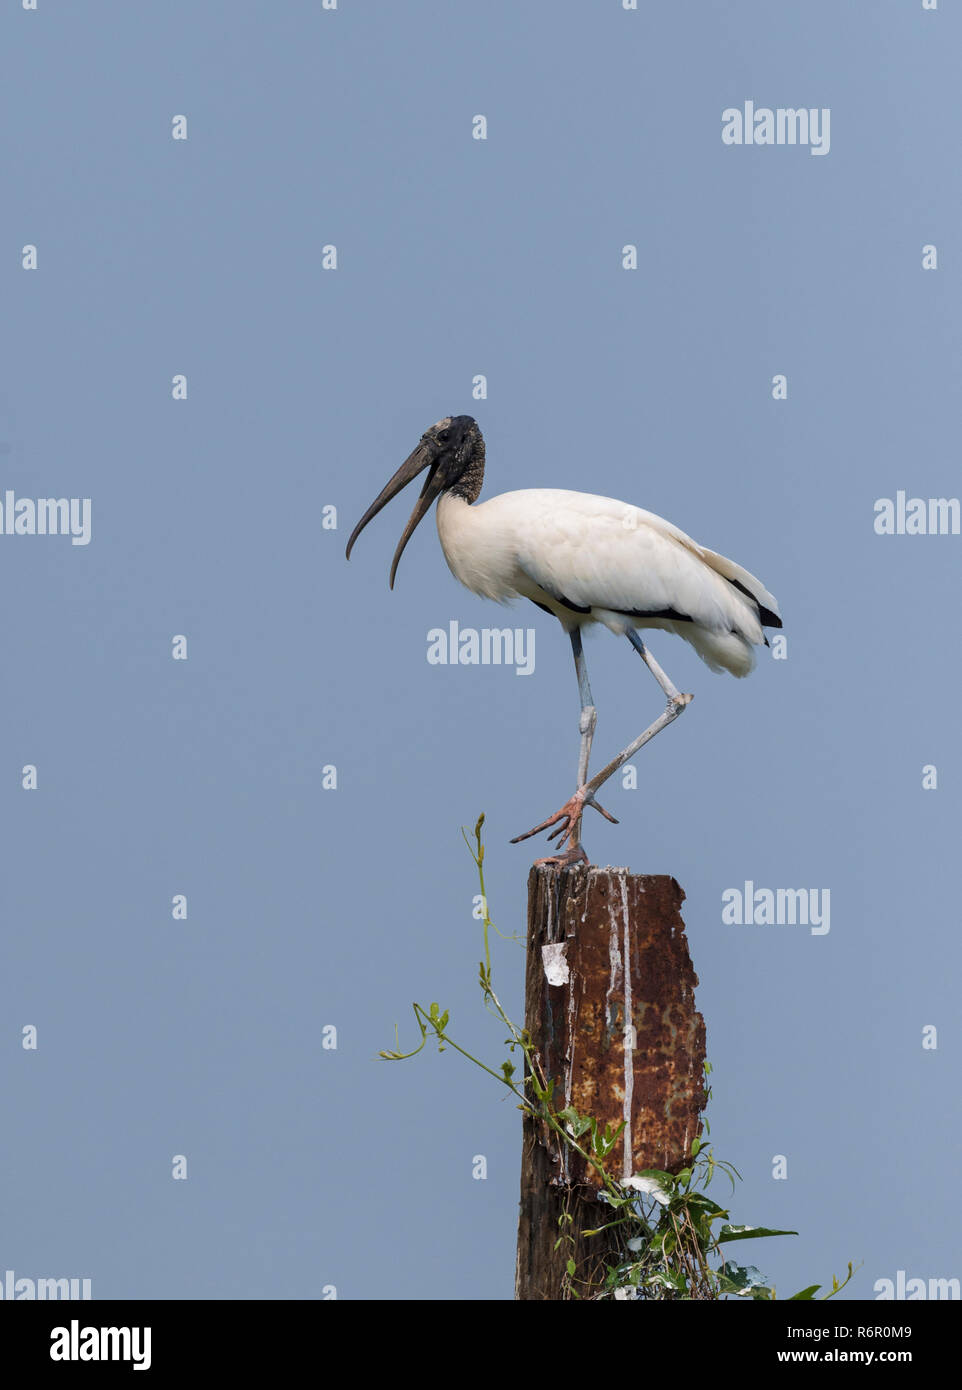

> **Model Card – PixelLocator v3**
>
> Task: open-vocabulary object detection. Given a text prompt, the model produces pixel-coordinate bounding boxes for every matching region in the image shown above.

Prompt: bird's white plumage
[436,488,780,677]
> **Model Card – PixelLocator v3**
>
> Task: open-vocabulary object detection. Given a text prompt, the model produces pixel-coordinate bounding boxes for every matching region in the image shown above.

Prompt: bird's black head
[345,415,485,586]
[425,414,480,479]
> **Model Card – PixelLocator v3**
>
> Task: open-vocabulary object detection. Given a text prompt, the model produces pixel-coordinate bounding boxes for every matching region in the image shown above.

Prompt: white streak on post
[620,875,634,1181]
[606,879,623,1003]
[564,938,578,1111]
[604,875,631,1173]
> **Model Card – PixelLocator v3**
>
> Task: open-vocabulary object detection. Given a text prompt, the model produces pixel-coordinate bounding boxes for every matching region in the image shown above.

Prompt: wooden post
[515,864,707,1301]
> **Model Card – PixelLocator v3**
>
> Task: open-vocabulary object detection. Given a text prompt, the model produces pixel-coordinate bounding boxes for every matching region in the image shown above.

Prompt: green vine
[380,814,856,1301]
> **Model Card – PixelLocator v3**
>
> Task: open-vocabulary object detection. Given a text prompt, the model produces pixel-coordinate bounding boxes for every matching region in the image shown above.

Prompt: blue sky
[1,0,958,1300]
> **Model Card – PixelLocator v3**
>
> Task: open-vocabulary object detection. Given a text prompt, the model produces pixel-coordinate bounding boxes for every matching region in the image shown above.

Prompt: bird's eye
[438,429,451,444]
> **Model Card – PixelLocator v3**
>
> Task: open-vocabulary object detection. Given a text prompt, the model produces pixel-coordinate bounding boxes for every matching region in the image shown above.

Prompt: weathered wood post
[515,864,707,1300]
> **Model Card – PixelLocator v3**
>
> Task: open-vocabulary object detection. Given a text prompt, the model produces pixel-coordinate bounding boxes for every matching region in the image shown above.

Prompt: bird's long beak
[345,439,445,588]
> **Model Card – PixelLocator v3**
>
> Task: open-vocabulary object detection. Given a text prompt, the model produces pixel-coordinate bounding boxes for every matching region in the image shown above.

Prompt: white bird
[346,415,782,864]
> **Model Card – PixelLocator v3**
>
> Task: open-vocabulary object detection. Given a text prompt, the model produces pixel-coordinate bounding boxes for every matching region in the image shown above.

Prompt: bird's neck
[436,488,508,601]
[450,435,485,503]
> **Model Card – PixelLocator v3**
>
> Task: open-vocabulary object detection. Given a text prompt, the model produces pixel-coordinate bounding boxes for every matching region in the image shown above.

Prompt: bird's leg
[580,629,693,800]
[569,627,596,859]
[533,633,600,867]
[511,630,691,859]
[511,628,616,866]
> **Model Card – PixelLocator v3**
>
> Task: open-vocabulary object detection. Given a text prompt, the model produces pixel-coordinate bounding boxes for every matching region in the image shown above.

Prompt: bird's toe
[511,789,590,851]
[533,843,590,869]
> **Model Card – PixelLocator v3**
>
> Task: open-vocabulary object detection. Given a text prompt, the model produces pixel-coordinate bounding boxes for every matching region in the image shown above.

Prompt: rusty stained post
[515,864,707,1301]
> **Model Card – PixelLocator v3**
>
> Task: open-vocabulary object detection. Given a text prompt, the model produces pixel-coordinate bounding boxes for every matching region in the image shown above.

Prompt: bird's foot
[532,843,590,869]
[510,786,619,858]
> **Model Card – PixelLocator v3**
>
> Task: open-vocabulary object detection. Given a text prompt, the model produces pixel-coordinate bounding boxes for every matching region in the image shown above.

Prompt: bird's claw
[533,843,590,869]
[510,787,619,856]
[584,792,619,824]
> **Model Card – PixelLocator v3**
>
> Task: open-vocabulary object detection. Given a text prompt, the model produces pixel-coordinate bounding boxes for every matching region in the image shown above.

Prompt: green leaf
[690,1137,702,1157]
[717,1264,773,1299]
[566,1258,576,1277]
[718,1224,797,1243]
[593,1119,626,1158]
[556,1106,592,1139]
[593,1119,627,1157]
[822,1263,857,1301]
[787,1285,821,1301]
[643,1269,687,1292]
[684,1194,727,1215]
[635,1168,676,1188]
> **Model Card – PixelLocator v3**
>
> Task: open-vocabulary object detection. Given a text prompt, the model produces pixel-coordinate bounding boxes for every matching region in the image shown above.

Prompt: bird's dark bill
[344,438,444,587]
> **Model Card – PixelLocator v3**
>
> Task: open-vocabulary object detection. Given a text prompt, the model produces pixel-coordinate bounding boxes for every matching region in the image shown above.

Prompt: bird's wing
[693,546,781,626]
[509,490,779,634]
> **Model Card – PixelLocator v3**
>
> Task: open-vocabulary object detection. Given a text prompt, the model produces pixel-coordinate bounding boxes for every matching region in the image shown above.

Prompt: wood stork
[346,415,782,865]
